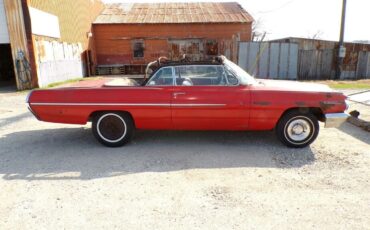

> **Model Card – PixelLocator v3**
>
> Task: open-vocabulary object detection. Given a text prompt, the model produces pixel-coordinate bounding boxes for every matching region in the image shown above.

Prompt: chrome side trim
[324,113,349,128]
[30,102,226,107]
[30,102,170,106]
[172,104,225,107]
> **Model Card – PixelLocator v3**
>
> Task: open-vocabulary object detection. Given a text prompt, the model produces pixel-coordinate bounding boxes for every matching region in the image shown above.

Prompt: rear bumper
[324,113,349,128]
[26,91,40,120]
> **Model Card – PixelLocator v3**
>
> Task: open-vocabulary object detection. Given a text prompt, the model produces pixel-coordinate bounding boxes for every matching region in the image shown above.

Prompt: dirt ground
[0,90,369,229]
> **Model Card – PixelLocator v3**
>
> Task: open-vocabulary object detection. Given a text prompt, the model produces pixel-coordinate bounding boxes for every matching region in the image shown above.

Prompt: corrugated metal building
[0,0,104,90]
[92,2,253,75]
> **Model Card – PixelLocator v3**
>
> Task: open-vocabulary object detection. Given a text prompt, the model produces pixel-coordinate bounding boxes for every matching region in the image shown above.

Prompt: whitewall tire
[276,110,319,148]
[92,112,134,147]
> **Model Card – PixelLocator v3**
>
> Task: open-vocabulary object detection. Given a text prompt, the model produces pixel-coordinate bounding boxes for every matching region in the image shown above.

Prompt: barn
[92,2,253,75]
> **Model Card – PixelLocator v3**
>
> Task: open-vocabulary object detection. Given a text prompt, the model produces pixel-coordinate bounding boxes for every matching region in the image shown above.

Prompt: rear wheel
[276,110,319,148]
[92,112,134,147]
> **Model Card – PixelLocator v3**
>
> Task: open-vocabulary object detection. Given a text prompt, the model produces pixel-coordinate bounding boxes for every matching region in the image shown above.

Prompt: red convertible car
[27,56,348,148]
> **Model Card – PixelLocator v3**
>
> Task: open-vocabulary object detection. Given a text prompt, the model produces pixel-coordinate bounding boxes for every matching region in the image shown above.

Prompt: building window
[206,40,218,56]
[133,40,144,58]
[187,42,200,54]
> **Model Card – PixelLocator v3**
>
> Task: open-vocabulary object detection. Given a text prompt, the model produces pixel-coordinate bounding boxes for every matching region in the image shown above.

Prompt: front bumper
[324,113,349,128]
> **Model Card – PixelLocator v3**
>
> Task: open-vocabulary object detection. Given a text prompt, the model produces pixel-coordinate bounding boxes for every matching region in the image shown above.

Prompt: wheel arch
[88,110,136,127]
[279,107,325,123]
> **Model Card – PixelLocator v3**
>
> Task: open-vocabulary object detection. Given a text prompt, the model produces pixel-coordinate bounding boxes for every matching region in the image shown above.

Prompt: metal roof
[94,2,253,24]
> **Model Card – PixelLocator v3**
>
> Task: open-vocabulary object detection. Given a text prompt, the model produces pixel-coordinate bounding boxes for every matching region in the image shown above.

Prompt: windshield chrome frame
[223,59,256,86]
[145,66,175,86]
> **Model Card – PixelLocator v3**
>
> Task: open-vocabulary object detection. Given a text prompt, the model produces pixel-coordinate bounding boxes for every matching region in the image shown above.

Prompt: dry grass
[312,80,370,89]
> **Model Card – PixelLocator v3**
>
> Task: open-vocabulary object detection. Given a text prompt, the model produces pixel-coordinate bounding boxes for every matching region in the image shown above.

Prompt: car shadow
[0,112,32,127]
[0,127,316,181]
[338,122,370,145]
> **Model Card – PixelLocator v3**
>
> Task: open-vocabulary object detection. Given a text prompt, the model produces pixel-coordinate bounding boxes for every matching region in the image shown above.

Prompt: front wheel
[92,112,134,147]
[276,110,319,148]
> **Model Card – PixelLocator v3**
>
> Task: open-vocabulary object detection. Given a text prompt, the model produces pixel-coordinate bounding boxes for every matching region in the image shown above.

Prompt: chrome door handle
[173,92,186,98]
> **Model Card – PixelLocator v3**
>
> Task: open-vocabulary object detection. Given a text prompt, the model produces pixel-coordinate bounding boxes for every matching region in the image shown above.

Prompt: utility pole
[335,0,347,79]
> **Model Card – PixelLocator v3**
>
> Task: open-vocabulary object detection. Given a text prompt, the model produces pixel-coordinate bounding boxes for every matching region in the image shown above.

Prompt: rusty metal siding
[94,2,253,24]
[93,23,251,67]
[238,42,298,79]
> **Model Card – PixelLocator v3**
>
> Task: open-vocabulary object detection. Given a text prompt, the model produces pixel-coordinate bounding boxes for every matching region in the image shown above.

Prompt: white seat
[182,78,193,86]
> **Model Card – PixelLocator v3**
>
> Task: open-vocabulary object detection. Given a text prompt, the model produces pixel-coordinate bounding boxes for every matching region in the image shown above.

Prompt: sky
[102,0,370,42]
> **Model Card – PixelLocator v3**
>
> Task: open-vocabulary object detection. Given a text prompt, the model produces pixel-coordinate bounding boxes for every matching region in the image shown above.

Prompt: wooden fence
[238,42,370,80]
[298,50,334,80]
[357,51,370,78]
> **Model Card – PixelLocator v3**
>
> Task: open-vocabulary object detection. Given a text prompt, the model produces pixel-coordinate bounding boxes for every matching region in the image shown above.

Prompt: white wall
[0,0,10,44]
[29,7,61,39]
[35,40,84,87]
[38,60,84,87]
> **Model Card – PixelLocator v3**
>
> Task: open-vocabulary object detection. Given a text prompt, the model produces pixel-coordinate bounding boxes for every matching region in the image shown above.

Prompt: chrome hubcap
[287,119,311,142]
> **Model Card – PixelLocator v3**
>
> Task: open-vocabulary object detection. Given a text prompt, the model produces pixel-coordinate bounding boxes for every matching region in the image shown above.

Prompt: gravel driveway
[0,90,369,229]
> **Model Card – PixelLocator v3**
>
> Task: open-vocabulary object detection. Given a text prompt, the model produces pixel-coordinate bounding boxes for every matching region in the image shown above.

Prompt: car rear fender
[88,110,136,127]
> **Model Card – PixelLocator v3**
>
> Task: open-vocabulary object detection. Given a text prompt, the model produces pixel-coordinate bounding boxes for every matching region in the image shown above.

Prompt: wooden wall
[3,0,32,90]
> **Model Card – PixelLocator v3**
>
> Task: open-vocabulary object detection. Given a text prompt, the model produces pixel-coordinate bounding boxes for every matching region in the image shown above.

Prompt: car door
[133,66,174,129]
[171,65,250,130]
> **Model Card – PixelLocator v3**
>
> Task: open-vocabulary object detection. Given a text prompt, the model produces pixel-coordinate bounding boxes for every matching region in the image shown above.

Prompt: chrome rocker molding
[29,102,226,107]
[324,113,349,128]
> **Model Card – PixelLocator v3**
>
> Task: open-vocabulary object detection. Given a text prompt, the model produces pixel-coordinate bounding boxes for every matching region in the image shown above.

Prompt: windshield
[224,59,256,85]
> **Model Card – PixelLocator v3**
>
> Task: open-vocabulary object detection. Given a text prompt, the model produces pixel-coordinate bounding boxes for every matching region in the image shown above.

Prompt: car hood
[255,79,335,93]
